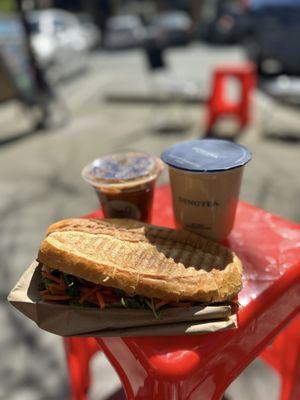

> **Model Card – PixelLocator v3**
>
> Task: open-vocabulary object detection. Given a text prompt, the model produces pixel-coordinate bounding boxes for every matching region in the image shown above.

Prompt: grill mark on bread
[190,250,206,271]
[183,247,202,268]
[39,218,242,302]
[203,252,213,270]
[190,250,207,270]
[206,241,217,256]
[199,239,209,253]
[99,237,115,257]
[165,246,181,264]
[131,246,146,272]
[49,219,227,252]
[139,246,155,271]
[50,230,229,274]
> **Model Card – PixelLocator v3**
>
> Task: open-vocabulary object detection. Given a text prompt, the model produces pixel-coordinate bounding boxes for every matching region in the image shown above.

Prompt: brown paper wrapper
[8,262,237,337]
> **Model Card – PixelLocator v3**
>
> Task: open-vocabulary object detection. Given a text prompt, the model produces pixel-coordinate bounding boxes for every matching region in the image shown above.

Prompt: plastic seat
[205,63,256,135]
[63,186,300,400]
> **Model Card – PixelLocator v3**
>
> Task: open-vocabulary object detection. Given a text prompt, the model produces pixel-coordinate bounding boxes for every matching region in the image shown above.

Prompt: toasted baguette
[37,218,242,302]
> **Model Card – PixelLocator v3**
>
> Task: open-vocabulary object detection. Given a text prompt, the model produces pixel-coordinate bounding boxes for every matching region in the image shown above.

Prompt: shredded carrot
[42,271,62,285]
[100,288,114,295]
[42,294,71,301]
[80,287,91,293]
[96,290,105,309]
[173,302,191,307]
[59,277,66,289]
[79,286,99,304]
[86,298,99,306]
[39,289,50,295]
[48,283,66,294]
[105,295,120,304]
[155,301,168,310]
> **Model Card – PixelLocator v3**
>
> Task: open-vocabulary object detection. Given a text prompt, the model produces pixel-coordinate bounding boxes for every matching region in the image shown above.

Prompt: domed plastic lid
[161,139,251,172]
[82,151,163,188]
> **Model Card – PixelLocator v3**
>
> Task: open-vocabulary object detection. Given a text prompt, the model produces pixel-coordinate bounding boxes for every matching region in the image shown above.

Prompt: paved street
[1,44,300,400]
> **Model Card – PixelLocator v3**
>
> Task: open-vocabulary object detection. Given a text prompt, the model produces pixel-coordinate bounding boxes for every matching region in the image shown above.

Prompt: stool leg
[95,338,229,400]
[261,317,300,400]
[64,337,98,400]
[279,344,300,400]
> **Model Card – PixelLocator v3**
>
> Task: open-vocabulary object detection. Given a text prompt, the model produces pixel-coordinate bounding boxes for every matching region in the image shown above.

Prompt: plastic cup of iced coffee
[82,151,163,222]
[161,139,252,241]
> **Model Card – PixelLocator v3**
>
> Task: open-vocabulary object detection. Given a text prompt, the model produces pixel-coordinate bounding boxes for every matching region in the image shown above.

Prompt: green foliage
[0,0,16,12]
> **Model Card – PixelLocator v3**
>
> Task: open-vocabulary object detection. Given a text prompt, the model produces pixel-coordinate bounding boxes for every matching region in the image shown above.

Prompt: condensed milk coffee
[82,151,163,222]
[161,139,251,241]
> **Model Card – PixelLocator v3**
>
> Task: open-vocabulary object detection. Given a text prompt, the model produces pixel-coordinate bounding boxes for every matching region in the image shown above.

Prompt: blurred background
[1,0,300,399]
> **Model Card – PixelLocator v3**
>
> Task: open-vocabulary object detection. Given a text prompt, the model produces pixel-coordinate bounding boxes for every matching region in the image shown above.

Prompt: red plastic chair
[205,63,256,135]
[64,186,300,400]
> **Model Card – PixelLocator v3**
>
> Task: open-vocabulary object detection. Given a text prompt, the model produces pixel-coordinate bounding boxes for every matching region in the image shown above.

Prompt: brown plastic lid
[82,151,163,189]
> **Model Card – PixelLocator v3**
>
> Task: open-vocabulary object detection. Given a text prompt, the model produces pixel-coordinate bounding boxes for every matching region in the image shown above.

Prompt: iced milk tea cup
[161,139,252,241]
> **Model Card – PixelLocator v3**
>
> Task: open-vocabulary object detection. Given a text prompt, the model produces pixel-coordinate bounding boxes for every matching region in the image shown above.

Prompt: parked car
[27,9,89,81]
[149,11,192,47]
[245,1,300,76]
[104,15,146,49]
[77,13,101,50]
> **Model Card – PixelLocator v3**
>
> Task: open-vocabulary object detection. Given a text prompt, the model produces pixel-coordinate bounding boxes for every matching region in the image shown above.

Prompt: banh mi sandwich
[37,218,243,317]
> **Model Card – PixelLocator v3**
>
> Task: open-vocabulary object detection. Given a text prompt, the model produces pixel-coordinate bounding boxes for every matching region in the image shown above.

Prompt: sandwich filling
[39,265,193,318]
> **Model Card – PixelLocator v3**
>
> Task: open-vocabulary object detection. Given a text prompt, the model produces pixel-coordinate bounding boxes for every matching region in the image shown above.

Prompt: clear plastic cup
[161,139,252,241]
[82,151,163,222]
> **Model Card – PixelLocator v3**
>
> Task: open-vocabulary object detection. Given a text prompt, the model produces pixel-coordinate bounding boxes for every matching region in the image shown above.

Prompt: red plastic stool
[64,337,99,400]
[63,186,300,399]
[260,316,300,400]
[205,63,256,135]
[64,321,300,400]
